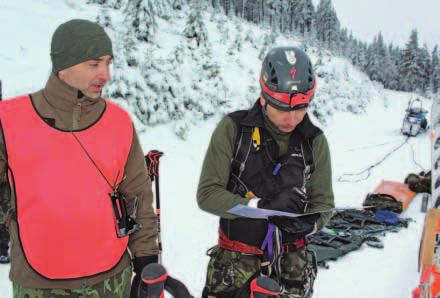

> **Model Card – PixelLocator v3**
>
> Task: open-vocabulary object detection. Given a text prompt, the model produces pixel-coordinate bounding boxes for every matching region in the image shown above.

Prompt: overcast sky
[313,0,440,51]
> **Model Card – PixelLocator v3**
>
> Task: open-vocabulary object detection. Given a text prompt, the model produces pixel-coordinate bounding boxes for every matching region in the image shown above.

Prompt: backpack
[363,193,403,214]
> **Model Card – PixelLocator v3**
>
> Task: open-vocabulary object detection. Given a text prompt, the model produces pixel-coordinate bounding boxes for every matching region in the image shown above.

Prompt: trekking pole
[145,150,164,263]
[0,80,2,101]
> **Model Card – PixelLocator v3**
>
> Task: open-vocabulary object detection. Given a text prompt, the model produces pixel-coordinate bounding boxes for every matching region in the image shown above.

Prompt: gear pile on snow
[308,209,410,268]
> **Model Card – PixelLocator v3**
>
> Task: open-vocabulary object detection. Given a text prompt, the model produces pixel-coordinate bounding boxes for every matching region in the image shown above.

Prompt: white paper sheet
[227,205,302,219]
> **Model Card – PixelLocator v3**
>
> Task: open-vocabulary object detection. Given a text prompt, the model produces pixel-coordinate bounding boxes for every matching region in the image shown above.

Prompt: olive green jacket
[0,74,158,288]
[197,111,334,229]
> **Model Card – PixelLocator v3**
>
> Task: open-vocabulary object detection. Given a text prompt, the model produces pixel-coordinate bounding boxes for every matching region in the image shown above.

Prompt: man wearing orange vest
[0,19,158,298]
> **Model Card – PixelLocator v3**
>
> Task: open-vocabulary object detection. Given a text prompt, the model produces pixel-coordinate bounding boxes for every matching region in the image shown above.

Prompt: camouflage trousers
[203,246,317,298]
[12,266,132,298]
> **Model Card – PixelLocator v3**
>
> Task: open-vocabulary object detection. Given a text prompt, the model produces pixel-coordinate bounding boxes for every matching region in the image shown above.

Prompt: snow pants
[202,246,317,298]
[12,266,132,298]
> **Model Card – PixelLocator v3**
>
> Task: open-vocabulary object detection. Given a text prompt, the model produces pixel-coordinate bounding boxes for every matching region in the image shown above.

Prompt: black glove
[268,213,320,239]
[130,255,159,298]
[258,191,306,213]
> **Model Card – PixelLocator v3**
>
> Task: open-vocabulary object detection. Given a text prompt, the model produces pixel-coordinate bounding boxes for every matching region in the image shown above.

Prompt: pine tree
[244,28,255,45]
[375,32,388,84]
[216,13,230,43]
[357,42,368,70]
[265,0,288,32]
[107,0,126,9]
[171,0,186,10]
[141,52,183,127]
[125,0,157,43]
[228,21,243,54]
[237,0,248,18]
[96,7,112,28]
[365,40,381,83]
[399,29,426,92]
[383,43,399,90]
[339,28,350,57]
[258,31,277,60]
[432,46,440,94]
[183,1,208,48]
[345,32,361,66]
[286,0,300,32]
[87,0,107,4]
[348,35,359,66]
[179,0,229,136]
[419,44,432,93]
[315,0,340,52]
[154,0,172,18]
[290,0,315,36]
[105,27,150,124]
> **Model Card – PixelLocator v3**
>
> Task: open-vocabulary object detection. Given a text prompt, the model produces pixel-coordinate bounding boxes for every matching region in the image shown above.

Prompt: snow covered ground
[0,1,431,297]
[0,87,430,297]
[135,89,430,298]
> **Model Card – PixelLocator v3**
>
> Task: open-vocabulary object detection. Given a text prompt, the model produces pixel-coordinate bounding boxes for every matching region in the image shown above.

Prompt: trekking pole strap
[147,150,164,178]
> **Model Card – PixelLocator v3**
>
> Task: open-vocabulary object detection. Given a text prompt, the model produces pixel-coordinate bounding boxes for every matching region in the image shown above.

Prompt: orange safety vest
[0,95,133,279]
[413,265,440,298]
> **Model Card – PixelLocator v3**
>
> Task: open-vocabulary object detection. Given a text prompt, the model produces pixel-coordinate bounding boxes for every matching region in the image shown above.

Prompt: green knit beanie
[50,19,113,73]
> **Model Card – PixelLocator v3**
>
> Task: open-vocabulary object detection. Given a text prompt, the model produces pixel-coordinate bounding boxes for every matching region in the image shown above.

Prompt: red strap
[283,238,310,253]
[218,229,309,255]
[218,229,263,255]
[141,272,168,285]
[147,150,164,177]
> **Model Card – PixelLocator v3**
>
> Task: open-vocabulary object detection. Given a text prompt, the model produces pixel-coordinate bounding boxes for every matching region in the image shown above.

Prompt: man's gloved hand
[130,255,159,298]
[268,213,320,239]
[257,191,306,214]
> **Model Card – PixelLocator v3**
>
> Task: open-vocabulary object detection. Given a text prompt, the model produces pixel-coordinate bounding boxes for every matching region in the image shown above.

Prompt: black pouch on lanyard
[109,191,142,238]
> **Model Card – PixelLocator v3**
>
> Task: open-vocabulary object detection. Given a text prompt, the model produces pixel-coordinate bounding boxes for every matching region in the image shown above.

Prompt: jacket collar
[42,73,102,112]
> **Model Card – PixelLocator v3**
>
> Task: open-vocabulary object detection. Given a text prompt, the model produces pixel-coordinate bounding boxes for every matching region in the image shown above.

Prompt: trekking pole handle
[139,263,194,298]
[146,150,164,179]
[139,263,167,298]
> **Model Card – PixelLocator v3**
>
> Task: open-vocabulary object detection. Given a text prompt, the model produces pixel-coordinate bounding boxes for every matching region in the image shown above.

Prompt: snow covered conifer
[106,0,126,9]
[258,31,276,60]
[87,0,107,4]
[432,46,440,94]
[96,7,112,28]
[183,1,208,48]
[315,0,340,52]
[399,29,427,92]
[419,44,432,93]
[125,0,157,42]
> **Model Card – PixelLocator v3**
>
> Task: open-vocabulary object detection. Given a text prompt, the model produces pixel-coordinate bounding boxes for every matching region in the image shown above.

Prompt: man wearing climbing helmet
[197,46,334,297]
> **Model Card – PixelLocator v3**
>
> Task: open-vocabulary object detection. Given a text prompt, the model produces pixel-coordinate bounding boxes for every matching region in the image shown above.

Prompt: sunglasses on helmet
[259,76,316,111]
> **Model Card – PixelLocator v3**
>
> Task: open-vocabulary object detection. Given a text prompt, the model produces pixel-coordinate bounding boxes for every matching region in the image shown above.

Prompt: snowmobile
[401,98,428,137]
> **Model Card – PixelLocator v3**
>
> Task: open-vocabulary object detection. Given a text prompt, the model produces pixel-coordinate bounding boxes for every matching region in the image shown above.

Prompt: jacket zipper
[72,102,82,130]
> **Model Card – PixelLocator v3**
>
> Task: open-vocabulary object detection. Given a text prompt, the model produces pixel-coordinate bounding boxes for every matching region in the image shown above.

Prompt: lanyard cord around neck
[41,91,119,191]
